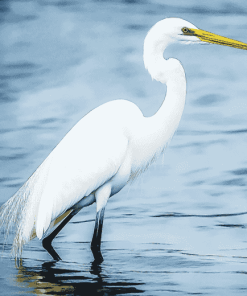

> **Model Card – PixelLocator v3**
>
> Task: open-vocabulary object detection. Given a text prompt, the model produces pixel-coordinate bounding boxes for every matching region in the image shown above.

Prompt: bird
[1,18,247,263]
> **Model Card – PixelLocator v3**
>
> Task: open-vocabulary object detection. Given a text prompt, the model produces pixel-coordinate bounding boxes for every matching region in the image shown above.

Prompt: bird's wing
[35,119,129,239]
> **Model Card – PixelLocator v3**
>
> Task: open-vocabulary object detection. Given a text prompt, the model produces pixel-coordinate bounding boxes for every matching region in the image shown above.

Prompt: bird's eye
[182,27,189,34]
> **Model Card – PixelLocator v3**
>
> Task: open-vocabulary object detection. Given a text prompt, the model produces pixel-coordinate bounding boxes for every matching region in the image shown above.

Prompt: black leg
[42,210,76,261]
[91,208,105,263]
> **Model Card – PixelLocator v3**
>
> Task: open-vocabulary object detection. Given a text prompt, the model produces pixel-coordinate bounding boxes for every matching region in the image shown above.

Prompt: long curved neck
[142,35,186,156]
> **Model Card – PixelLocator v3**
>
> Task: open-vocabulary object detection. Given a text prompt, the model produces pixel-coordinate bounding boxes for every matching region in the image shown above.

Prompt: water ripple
[153,211,247,218]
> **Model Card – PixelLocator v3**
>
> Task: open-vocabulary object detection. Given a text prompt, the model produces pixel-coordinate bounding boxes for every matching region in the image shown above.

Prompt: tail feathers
[0,184,31,257]
[0,188,72,258]
[0,154,53,258]
[0,163,47,257]
[0,186,73,258]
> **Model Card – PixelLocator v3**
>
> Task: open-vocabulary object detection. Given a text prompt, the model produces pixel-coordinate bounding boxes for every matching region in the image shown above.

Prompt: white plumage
[1,18,246,261]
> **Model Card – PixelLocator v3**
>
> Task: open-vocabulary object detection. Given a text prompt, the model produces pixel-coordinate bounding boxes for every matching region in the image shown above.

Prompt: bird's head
[145,17,247,50]
[144,18,247,82]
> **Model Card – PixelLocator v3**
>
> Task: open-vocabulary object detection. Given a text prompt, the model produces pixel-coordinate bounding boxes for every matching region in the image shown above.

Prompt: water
[1,0,247,295]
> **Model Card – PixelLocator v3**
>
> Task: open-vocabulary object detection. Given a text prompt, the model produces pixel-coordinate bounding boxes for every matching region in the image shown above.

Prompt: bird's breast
[109,149,132,196]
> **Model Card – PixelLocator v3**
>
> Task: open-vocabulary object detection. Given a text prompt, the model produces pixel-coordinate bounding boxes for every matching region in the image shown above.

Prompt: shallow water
[1,0,247,295]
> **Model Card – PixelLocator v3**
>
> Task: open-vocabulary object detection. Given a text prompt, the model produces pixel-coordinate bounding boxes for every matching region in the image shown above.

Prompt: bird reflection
[14,259,144,295]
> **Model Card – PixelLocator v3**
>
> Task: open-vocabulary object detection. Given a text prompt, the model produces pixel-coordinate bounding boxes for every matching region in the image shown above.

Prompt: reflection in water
[15,259,144,295]
[153,211,247,218]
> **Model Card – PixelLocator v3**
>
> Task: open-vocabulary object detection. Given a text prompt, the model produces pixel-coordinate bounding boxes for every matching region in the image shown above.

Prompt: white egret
[1,18,247,263]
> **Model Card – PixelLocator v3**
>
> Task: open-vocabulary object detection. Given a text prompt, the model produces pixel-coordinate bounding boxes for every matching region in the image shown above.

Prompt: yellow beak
[186,28,247,50]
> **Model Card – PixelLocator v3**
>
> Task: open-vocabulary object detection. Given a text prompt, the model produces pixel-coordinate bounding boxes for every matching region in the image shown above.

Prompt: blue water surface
[1,0,247,295]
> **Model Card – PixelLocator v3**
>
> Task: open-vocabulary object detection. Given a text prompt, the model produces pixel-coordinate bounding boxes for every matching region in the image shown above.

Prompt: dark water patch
[177,130,211,136]
[0,177,19,183]
[193,94,227,107]
[5,62,38,70]
[172,141,204,149]
[0,80,8,89]
[215,178,246,187]
[149,3,247,16]
[0,177,22,188]
[209,191,224,197]
[0,153,28,161]
[217,224,246,229]
[153,211,247,218]
[0,1,10,24]
[189,4,242,15]
[22,125,54,131]
[166,249,183,254]
[140,254,213,269]
[54,0,80,7]
[224,129,247,134]
[1,72,33,81]
[40,118,60,125]
[186,180,204,186]
[0,128,12,134]
[0,146,25,151]
[0,62,40,86]
[5,182,23,188]
[231,168,247,176]
[0,61,40,97]
[0,242,12,248]
[235,271,247,275]
[71,219,95,224]
[0,1,9,13]
[222,2,246,15]
[4,13,37,24]
[0,92,17,103]
[126,24,147,31]
[39,0,82,10]
[122,0,143,4]
[196,3,246,15]
[177,129,247,136]
[22,117,65,131]
[186,168,209,175]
